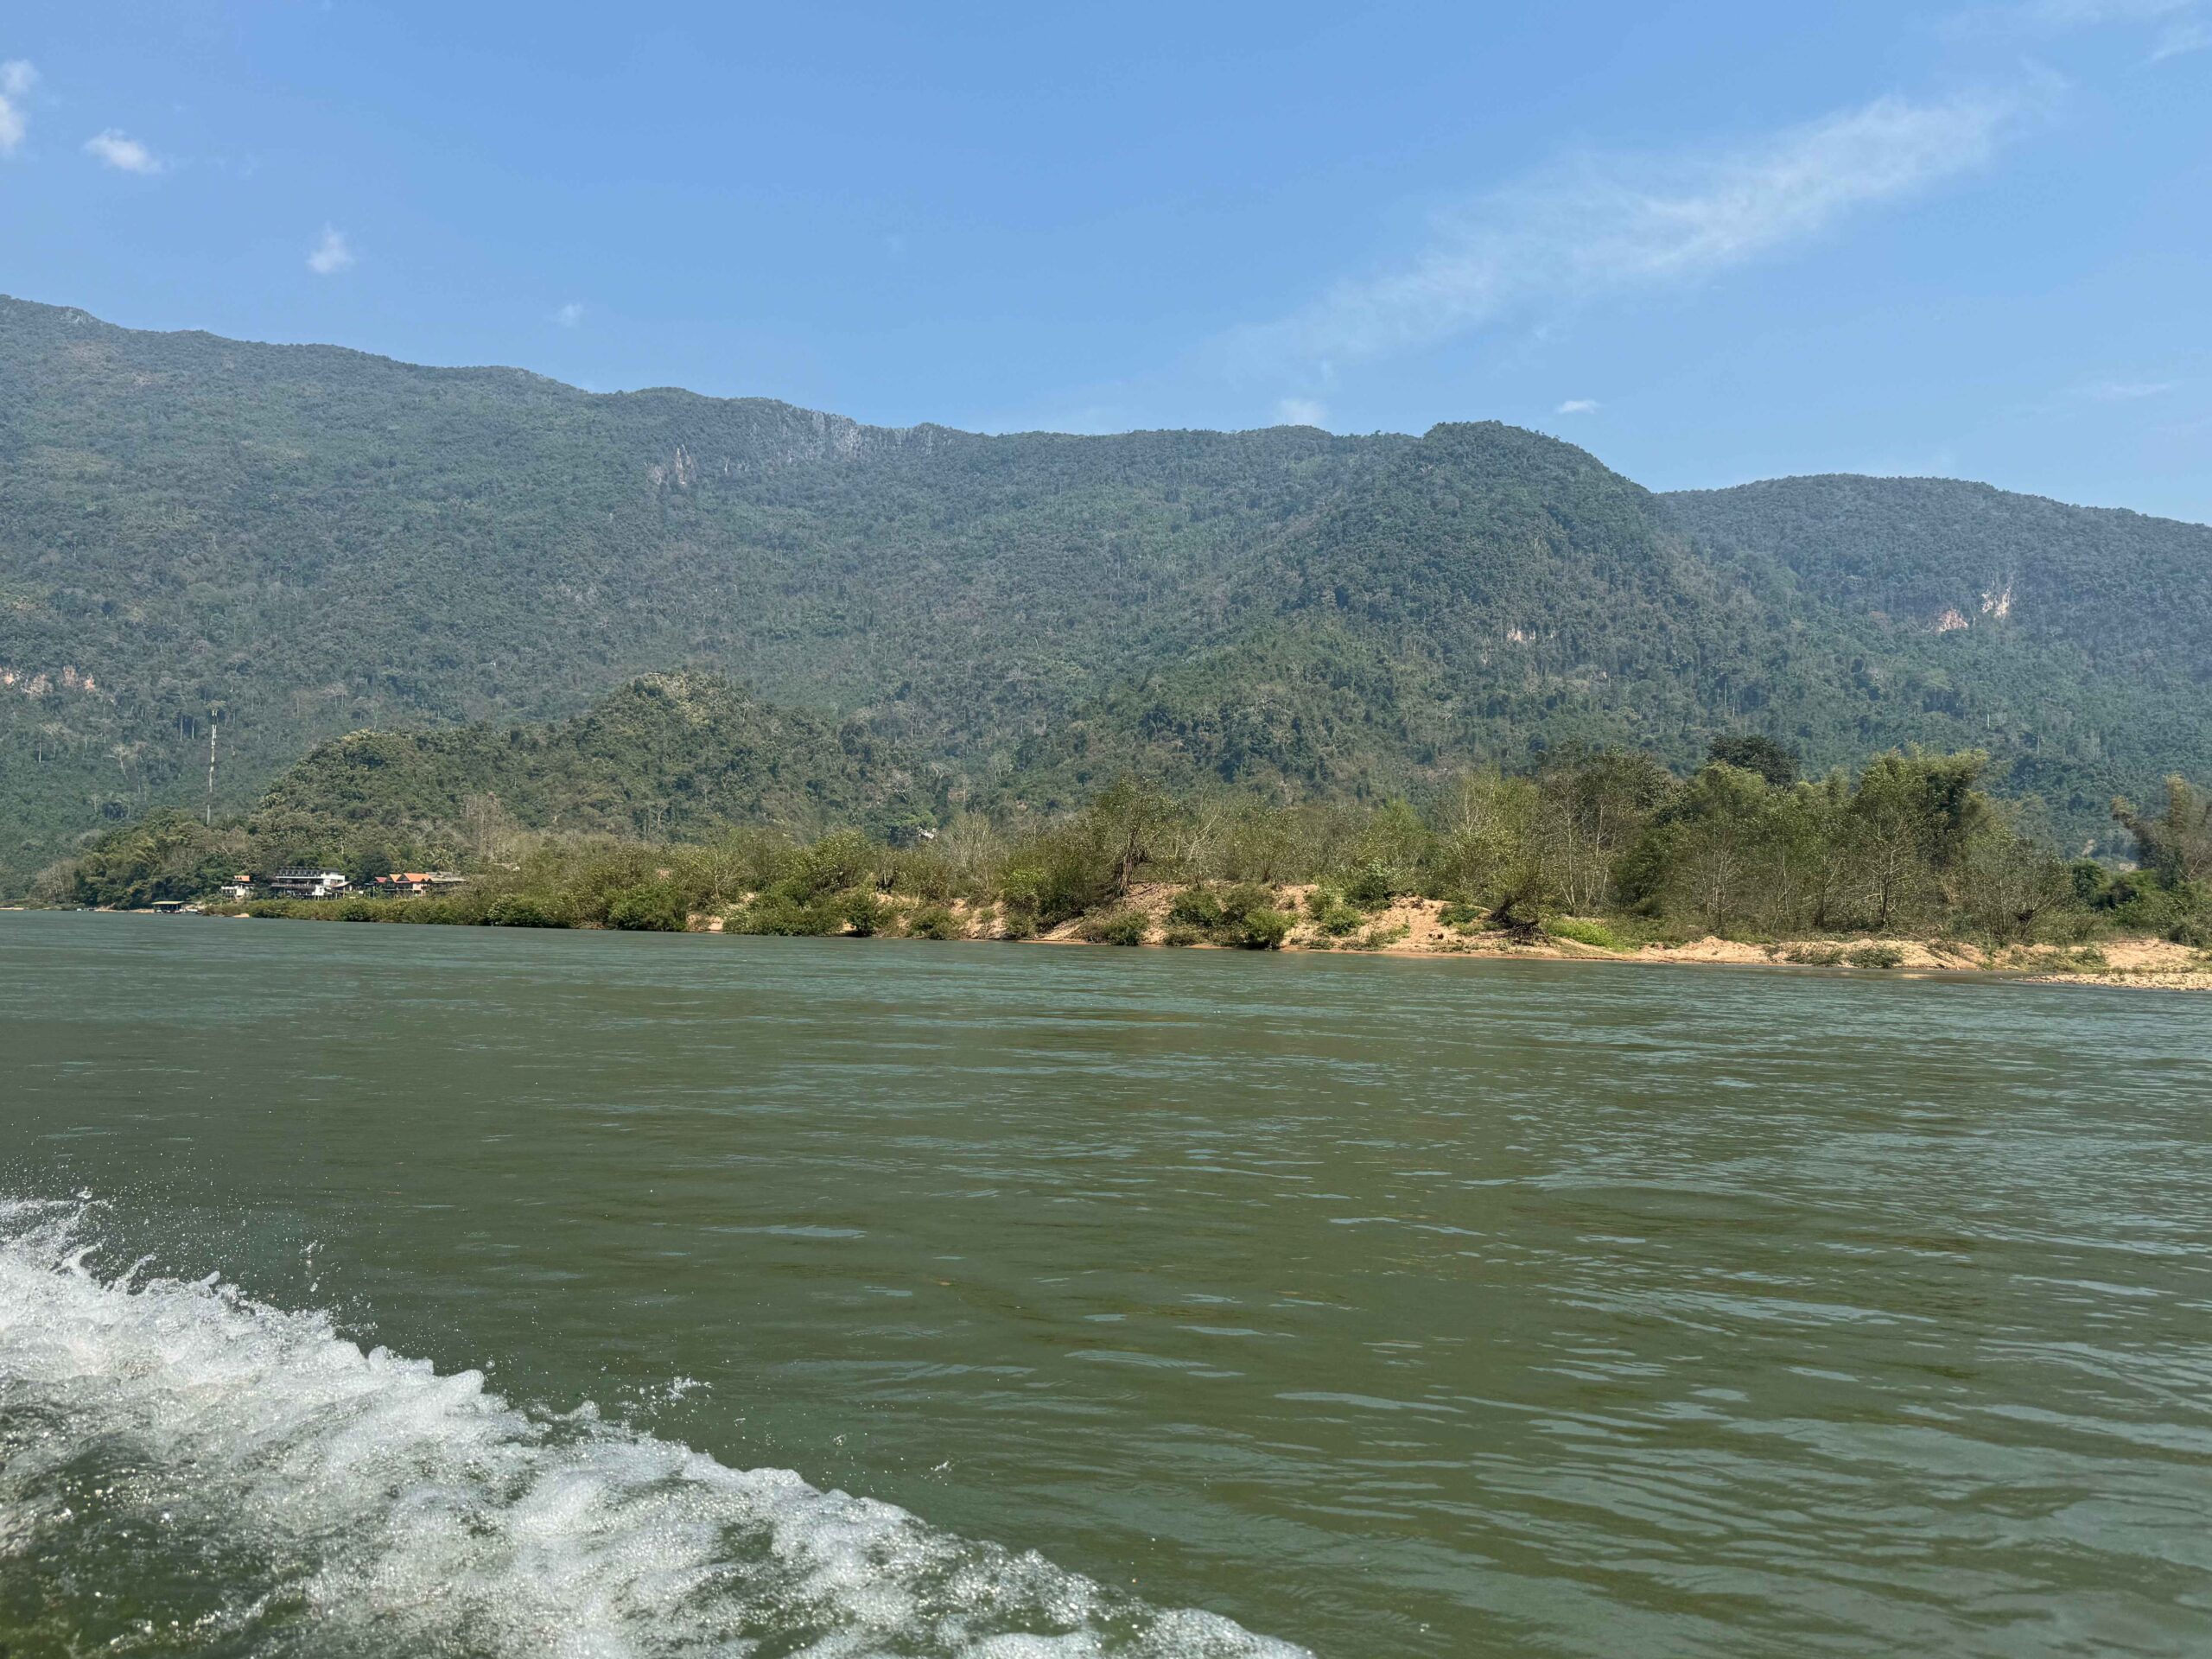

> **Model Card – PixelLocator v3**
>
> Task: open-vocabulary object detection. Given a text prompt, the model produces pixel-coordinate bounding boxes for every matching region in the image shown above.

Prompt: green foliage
[906,904,966,941]
[1784,944,1847,966]
[607,881,689,932]
[1230,907,1294,950]
[2113,779,2212,888]
[486,893,570,928]
[1847,944,1906,969]
[1343,861,1398,910]
[1167,887,1225,931]
[1545,917,1630,951]
[729,893,839,936]
[1707,734,1800,786]
[1077,907,1150,946]
[839,888,889,937]
[10,296,2212,894]
[1307,887,1366,936]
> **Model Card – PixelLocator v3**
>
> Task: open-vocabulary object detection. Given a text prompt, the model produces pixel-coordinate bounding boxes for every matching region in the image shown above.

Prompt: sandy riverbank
[690,884,2212,990]
[105,891,2211,990]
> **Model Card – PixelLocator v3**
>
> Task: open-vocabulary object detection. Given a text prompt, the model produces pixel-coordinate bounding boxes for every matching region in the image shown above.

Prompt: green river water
[3,912,2209,1657]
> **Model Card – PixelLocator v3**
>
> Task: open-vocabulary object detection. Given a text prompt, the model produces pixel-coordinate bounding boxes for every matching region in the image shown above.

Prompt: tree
[1665,764,1772,935]
[1958,803,2072,941]
[1707,734,1800,787]
[2114,777,2212,887]
[1847,750,1989,932]
[1085,775,1171,895]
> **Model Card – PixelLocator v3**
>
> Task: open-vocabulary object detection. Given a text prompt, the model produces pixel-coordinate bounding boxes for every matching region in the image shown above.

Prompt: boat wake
[0,1199,1305,1657]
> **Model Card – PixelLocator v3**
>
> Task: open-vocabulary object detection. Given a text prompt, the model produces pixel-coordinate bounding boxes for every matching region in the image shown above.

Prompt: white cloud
[1273,397,1328,428]
[1230,85,2047,372]
[1952,0,2211,59]
[84,129,162,175]
[306,226,355,276]
[2083,378,2176,399]
[553,301,585,327]
[2150,15,2212,54]
[1555,398,1601,415]
[0,59,36,157]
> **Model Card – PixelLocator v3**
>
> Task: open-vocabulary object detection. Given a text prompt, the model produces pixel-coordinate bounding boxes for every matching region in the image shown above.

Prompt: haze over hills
[3,293,2208,887]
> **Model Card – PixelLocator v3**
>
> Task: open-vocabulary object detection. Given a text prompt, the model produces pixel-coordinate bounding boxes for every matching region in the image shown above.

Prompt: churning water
[4,913,2211,1656]
[0,1199,1294,1656]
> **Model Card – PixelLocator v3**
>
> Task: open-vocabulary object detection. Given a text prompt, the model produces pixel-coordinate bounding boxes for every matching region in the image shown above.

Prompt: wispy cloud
[2150,15,2212,54]
[84,129,162,175]
[0,60,36,157]
[306,226,355,276]
[553,301,586,328]
[1273,397,1327,427]
[1951,0,2211,60]
[2083,378,2176,399]
[1230,85,2048,376]
[1555,398,1601,415]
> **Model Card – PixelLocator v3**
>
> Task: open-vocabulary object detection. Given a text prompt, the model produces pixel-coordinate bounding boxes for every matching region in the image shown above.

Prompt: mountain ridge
[3,294,2206,885]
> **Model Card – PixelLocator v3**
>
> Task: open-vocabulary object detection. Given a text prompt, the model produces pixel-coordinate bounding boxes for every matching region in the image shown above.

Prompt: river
[3,912,2209,1656]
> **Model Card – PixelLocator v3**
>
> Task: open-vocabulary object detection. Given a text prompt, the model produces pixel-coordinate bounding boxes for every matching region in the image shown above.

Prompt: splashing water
[0,1200,1307,1658]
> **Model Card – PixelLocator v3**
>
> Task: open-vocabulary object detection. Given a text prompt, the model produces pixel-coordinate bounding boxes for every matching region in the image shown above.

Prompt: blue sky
[3,1,2208,519]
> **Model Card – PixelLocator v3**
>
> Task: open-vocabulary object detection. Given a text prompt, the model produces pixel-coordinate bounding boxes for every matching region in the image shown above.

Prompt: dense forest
[5,294,2211,891]
[48,691,2212,959]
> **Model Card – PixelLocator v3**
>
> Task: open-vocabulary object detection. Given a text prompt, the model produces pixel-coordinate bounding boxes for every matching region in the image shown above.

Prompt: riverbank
[106,883,2212,990]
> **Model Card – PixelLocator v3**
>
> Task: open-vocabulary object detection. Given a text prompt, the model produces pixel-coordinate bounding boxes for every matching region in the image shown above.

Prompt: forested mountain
[257,672,936,848]
[3,293,2206,887]
[1662,477,2212,814]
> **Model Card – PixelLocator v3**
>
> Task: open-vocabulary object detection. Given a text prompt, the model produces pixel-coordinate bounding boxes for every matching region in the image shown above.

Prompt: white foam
[0,1200,1306,1657]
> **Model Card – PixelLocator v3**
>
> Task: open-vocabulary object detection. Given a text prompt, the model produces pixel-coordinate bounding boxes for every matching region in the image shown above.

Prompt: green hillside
[4,293,2208,886]
[257,672,937,847]
[1664,476,2212,821]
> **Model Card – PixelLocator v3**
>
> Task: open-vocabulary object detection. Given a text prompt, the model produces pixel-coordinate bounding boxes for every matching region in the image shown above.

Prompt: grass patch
[1544,917,1630,952]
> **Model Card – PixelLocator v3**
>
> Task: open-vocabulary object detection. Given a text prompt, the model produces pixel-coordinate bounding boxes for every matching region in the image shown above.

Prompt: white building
[266,868,349,899]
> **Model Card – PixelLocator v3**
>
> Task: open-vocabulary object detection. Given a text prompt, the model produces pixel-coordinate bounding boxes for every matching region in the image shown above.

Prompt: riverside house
[266,868,349,899]
[372,871,469,897]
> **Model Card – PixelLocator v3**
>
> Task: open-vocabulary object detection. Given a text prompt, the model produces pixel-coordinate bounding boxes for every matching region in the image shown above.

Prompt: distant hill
[256,673,936,843]
[3,293,2208,884]
[1663,477,2212,815]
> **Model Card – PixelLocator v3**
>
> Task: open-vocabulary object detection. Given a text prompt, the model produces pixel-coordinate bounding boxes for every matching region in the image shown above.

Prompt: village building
[266,868,350,899]
[372,871,469,897]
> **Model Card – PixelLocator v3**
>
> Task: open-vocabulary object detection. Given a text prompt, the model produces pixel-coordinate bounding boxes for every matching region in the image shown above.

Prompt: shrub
[1230,906,1293,950]
[839,888,889,937]
[1167,887,1225,931]
[1160,923,1205,947]
[1847,944,1904,969]
[729,893,838,936]
[1216,883,1276,924]
[1545,917,1629,952]
[1344,861,1396,910]
[482,893,568,928]
[1077,907,1149,946]
[1785,944,1846,966]
[907,905,966,941]
[1437,900,1484,931]
[607,881,689,931]
[1306,887,1364,937]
